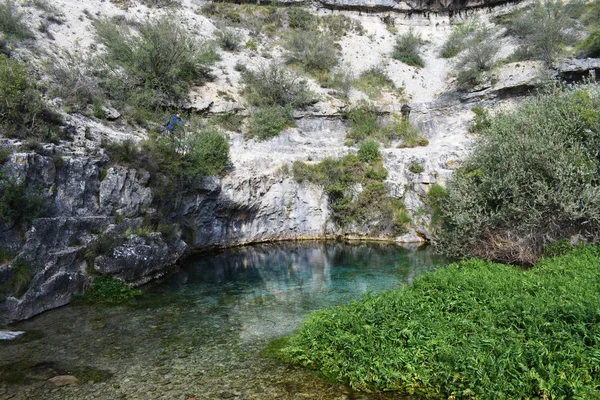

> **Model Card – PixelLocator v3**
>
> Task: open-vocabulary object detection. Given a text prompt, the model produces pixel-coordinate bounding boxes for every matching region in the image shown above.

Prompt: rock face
[316,0,513,12]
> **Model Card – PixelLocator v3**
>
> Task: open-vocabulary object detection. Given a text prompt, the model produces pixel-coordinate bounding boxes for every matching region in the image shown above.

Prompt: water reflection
[1,241,447,400]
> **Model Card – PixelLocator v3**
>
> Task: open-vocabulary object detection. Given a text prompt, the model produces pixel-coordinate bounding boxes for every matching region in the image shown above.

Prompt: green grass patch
[0,0,33,42]
[354,66,399,100]
[279,245,600,398]
[77,276,142,305]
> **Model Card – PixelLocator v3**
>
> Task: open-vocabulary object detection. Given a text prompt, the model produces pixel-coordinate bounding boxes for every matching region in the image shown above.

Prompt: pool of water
[0,241,447,400]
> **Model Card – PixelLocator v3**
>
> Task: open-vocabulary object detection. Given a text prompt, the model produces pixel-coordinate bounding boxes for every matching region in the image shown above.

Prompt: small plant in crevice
[0,173,47,228]
[408,161,424,174]
[3,258,32,298]
[468,104,491,133]
[388,117,428,148]
[357,140,381,163]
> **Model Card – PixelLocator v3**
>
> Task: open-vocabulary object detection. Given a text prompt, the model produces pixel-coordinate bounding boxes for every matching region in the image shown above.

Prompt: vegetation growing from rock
[0,54,63,140]
[283,29,339,73]
[354,66,400,100]
[242,63,315,140]
[0,173,47,227]
[293,154,410,233]
[439,21,477,58]
[501,0,580,64]
[93,15,218,117]
[276,245,600,399]
[453,26,500,87]
[0,0,33,43]
[391,30,425,68]
[434,83,600,264]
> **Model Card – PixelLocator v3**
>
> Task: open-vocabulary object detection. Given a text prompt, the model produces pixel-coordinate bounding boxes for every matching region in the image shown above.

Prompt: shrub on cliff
[434,83,600,264]
[94,16,218,111]
[0,54,62,140]
[505,0,579,64]
[242,63,316,108]
[391,30,425,68]
[283,29,338,73]
[0,0,33,42]
[276,245,600,398]
[454,25,500,87]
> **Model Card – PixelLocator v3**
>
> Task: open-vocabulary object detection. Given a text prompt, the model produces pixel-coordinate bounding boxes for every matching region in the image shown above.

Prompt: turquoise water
[1,241,447,400]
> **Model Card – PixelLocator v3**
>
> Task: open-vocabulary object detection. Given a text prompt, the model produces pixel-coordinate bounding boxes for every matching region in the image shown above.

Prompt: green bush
[506,0,579,64]
[391,30,425,67]
[468,104,491,133]
[0,0,33,41]
[94,16,218,111]
[0,54,63,140]
[436,83,600,264]
[343,102,382,144]
[278,245,600,398]
[288,7,314,29]
[454,26,500,88]
[408,161,424,174]
[579,27,600,57]
[439,21,477,58]
[357,140,380,163]
[242,63,316,108]
[319,14,364,38]
[247,105,294,141]
[215,28,240,52]
[283,29,339,73]
[181,127,230,177]
[0,174,46,226]
[425,183,448,225]
[354,66,397,99]
[314,68,354,99]
[388,118,428,148]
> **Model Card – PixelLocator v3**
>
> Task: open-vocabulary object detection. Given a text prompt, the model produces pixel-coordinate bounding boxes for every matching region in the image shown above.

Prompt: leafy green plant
[408,161,424,174]
[439,21,477,58]
[425,183,448,226]
[0,174,46,226]
[79,276,142,304]
[354,66,397,99]
[578,27,600,57]
[314,68,354,99]
[0,0,33,41]
[242,63,316,108]
[293,154,408,233]
[505,0,579,64]
[283,29,339,73]
[436,83,600,264]
[469,104,492,133]
[247,105,294,141]
[215,28,240,52]
[279,245,600,399]
[454,26,500,88]
[288,7,314,29]
[388,117,428,148]
[0,54,63,140]
[94,16,218,113]
[343,102,382,144]
[357,140,381,163]
[391,30,425,67]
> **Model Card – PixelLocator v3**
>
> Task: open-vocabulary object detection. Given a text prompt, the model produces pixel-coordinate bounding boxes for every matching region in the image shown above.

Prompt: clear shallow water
[0,241,447,400]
